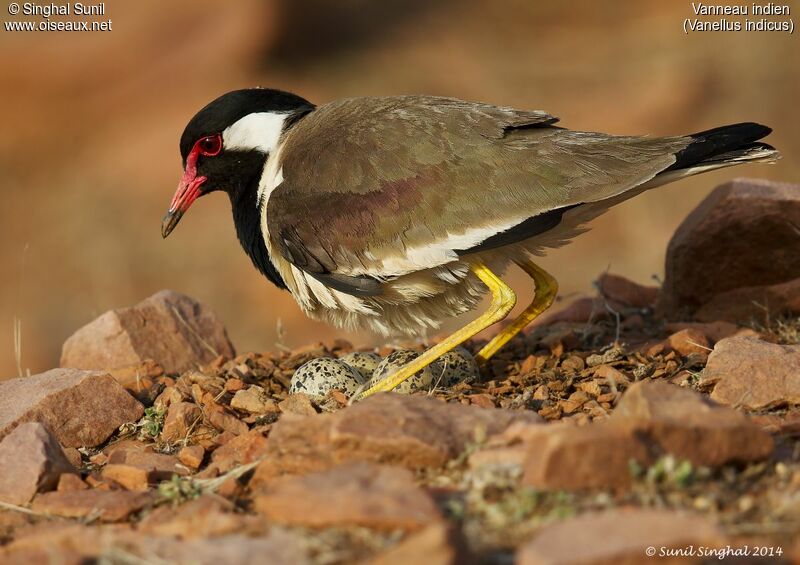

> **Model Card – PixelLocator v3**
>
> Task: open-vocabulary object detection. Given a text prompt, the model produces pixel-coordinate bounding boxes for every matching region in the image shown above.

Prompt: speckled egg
[338,351,382,381]
[290,357,367,399]
[437,346,480,386]
[368,349,444,394]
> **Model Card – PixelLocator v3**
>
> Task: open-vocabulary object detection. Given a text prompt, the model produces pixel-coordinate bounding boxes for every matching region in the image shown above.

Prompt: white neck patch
[222,112,289,154]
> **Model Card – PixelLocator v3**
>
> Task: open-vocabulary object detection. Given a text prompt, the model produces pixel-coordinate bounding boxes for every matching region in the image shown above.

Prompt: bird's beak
[161,169,207,238]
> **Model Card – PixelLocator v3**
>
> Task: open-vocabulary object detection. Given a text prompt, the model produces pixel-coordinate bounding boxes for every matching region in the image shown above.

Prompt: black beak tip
[161,210,182,239]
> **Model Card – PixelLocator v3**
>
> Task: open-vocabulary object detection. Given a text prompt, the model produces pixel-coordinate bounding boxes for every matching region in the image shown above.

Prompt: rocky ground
[1,178,799,565]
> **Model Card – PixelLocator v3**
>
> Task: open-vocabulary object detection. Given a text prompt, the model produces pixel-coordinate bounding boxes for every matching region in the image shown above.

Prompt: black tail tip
[667,122,775,172]
[690,122,772,143]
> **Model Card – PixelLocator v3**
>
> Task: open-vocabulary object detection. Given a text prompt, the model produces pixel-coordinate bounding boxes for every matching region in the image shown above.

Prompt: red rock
[658,178,800,320]
[138,495,255,538]
[107,449,189,477]
[278,393,318,416]
[664,328,711,356]
[750,412,800,435]
[154,386,184,410]
[1,524,307,564]
[593,364,630,388]
[57,473,88,492]
[0,423,76,505]
[694,277,800,324]
[103,439,152,459]
[203,399,248,436]
[254,462,441,531]
[224,377,245,392]
[521,421,651,491]
[252,393,539,483]
[517,508,724,565]
[468,421,548,469]
[210,429,269,473]
[595,272,659,309]
[468,394,496,408]
[612,380,773,466]
[0,524,111,564]
[704,336,800,410]
[31,489,154,522]
[178,445,205,470]
[161,401,203,443]
[0,369,144,448]
[131,532,309,564]
[101,464,150,491]
[60,290,236,373]
[366,522,464,565]
[230,386,277,414]
[101,447,190,490]
[664,321,742,343]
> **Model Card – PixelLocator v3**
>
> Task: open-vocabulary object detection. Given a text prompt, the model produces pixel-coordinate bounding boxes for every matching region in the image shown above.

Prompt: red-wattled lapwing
[162,88,779,398]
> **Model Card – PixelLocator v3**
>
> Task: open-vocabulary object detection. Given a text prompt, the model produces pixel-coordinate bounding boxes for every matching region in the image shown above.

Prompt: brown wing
[266,95,689,288]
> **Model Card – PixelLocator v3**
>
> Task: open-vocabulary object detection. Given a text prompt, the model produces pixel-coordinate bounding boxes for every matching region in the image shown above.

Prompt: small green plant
[139,406,166,440]
[157,475,202,505]
[645,455,695,487]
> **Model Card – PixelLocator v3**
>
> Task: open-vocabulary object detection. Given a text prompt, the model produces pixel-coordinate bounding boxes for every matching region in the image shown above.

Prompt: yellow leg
[475,259,558,365]
[358,262,516,399]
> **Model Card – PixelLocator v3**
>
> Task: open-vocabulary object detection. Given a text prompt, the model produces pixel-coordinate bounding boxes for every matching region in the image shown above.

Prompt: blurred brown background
[1,0,797,378]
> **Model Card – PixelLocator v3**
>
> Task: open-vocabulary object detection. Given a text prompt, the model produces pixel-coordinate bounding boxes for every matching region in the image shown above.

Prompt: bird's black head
[161,88,314,238]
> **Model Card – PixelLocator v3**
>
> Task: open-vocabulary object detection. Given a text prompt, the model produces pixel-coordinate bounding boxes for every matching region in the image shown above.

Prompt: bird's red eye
[197,134,222,157]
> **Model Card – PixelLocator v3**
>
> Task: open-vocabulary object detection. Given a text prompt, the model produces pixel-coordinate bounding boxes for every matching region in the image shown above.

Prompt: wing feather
[266,96,690,284]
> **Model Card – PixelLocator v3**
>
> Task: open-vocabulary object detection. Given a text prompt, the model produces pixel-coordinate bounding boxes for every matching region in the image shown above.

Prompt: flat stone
[330,394,541,467]
[0,369,144,447]
[60,290,236,373]
[252,393,540,483]
[517,508,724,565]
[138,495,255,538]
[107,449,190,477]
[101,464,151,491]
[658,178,800,320]
[1,523,307,565]
[612,380,773,466]
[230,386,278,414]
[521,421,651,491]
[277,392,318,416]
[704,336,800,410]
[254,462,441,531]
[366,522,464,565]
[31,489,154,522]
[129,532,309,565]
[0,423,76,505]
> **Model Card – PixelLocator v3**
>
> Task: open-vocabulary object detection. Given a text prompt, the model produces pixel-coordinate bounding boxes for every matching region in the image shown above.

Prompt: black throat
[230,162,287,291]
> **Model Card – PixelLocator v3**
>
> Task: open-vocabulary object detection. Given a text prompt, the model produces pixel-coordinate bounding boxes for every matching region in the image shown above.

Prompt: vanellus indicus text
[162,89,779,398]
